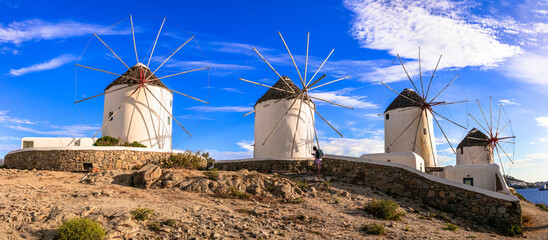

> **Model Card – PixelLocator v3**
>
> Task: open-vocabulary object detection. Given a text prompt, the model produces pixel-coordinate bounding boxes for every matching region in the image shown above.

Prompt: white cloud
[0,110,37,124]
[309,88,378,109]
[319,137,384,157]
[535,116,548,131]
[539,138,548,143]
[0,143,19,152]
[207,139,253,160]
[503,53,548,86]
[221,87,245,94]
[0,136,19,141]
[164,60,252,77]
[344,0,521,72]
[6,124,98,137]
[498,99,521,106]
[0,19,124,44]
[236,140,254,152]
[9,54,76,76]
[187,106,253,113]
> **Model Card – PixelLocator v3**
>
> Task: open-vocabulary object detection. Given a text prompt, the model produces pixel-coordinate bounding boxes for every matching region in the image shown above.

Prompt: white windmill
[382,48,467,167]
[239,32,352,159]
[458,97,515,175]
[75,15,210,150]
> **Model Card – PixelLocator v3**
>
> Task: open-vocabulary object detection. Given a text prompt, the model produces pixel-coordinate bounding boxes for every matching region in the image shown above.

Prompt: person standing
[312,146,323,175]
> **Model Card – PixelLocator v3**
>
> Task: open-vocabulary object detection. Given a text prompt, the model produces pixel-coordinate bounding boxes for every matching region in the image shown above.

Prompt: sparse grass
[164,219,176,227]
[435,213,449,222]
[265,183,276,192]
[56,217,106,240]
[413,208,421,214]
[363,223,385,235]
[536,203,548,212]
[318,181,332,191]
[513,192,528,202]
[204,168,220,181]
[522,214,533,228]
[334,198,340,204]
[365,199,405,221]
[288,197,304,204]
[235,208,251,214]
[298,214,307,221]
[444,223,458,231]
[132,207,154,221]
[295,179,309,189]
[404,226,409,231]
[224,186,251,199]
[148,221,161,231]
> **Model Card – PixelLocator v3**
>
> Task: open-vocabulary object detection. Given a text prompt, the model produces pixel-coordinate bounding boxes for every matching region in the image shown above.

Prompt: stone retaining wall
[215,158,313,173]
[215,155,521,227]
[4,147,176,171]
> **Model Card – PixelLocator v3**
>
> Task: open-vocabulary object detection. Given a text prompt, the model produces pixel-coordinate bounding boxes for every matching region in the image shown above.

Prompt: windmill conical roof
[105,63,167,91]
[255,76,306,107]
[457,128,490,148]
[384,88,423,113]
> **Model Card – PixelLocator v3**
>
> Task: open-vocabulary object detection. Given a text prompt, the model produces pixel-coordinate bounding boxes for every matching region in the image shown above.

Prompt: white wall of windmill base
[360,152,425,172]
[456,146,494,165]
[432,164,510,194]
[384,106,437,167]
[20,137,94,148]
[254,98,315,160]
[102,84,172,150]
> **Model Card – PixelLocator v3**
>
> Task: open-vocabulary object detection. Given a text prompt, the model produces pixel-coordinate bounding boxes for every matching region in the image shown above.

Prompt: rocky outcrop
[214,156,522,228]
[132,164,162,189]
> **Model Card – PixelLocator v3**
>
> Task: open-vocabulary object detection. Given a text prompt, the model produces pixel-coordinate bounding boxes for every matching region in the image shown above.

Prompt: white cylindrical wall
[384,107,437,167]
[456,146,493,165]
[254,98,315,160]
[102,85,172,150]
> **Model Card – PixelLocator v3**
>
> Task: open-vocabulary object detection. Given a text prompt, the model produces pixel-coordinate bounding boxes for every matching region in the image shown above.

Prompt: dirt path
[0,169,546,239]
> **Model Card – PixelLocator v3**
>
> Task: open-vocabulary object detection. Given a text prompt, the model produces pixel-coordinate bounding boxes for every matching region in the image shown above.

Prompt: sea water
[516,188,548,205]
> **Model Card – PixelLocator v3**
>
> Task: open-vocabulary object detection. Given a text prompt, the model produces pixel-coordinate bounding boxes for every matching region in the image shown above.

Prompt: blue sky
[0,0,547,182]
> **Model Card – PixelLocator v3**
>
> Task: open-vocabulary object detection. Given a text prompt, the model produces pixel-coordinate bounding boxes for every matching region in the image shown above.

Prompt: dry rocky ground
[0,167,547,239]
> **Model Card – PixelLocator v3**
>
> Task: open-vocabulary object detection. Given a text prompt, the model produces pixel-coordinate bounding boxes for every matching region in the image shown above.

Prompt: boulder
[132,164,162,188]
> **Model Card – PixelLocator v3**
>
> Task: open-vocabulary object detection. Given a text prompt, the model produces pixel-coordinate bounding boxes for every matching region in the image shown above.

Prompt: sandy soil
[0,168,547,239]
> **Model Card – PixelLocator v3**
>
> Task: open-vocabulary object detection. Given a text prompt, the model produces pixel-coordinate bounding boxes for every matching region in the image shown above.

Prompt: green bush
[506,225,523,236]
[164,219,176,227]
[56,217,106,240]
[161,152,205,170]
[148,221,161,231]
[364,223,385,235]
[444,223,458,231]
[132,207,154,221]
[204,168,220,181]
[93,136,119,146]
[197,150,215,168]
[297,214,307,221]
[121,141,147,148]
[364,199,405,220]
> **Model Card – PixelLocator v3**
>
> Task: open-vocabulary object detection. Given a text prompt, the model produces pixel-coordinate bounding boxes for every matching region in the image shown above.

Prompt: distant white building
[254,77,315,160]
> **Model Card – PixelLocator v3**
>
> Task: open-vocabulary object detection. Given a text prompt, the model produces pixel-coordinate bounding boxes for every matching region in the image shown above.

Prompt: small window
[463,177,474,186]
[460,148,464,154]
[423,128,427,135]
[108,112,114,121]
[168,116,171,125]
[170,100,172,107]
[23,141,34,149]
[75,139,81,146]
[385,114,389,120]
[83,163,93,170]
